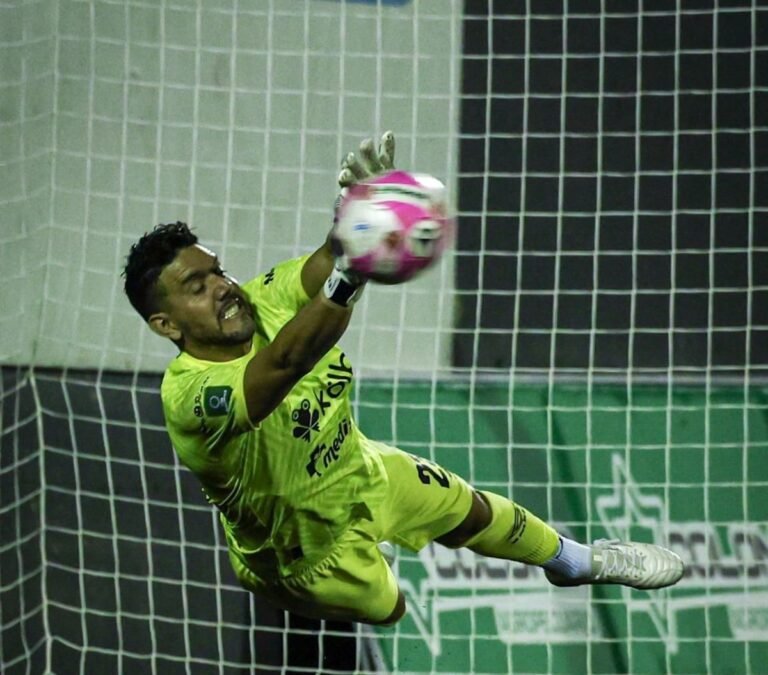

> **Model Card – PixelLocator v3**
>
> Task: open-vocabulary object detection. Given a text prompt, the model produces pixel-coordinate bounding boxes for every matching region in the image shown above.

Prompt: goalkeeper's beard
[211,324,255,347]
[179,308,256,350]
[213,311,256,346]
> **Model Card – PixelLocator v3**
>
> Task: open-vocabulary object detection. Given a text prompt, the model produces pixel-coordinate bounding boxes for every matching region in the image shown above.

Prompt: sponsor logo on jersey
[306,417,350,478]
[203,386,232,416]
[292,399,320,442]
[289,352,354,471]
[312,351,353,416]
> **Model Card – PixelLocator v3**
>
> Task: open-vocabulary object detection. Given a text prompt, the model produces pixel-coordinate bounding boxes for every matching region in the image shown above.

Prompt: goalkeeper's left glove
[337,130,396,187]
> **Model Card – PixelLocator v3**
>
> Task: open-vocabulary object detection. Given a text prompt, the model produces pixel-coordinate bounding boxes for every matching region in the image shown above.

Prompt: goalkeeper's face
[150,245,256,356]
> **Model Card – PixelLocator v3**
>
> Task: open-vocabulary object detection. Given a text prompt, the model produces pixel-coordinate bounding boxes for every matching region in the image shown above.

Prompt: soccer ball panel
[335,200,400,259]
[408,218,442,258]
[333,170,452,284]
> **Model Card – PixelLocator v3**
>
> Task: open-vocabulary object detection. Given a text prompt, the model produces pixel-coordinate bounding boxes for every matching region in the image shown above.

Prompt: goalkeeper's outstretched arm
[243,131,396,426]
[242,280,357,426]
[299,238,335,298]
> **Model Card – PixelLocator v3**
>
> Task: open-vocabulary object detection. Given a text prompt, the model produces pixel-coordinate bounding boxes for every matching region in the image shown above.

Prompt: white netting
[2,1,767,674]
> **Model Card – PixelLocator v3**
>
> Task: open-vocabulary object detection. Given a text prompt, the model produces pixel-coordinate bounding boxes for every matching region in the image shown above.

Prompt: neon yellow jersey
[161,255,387,578]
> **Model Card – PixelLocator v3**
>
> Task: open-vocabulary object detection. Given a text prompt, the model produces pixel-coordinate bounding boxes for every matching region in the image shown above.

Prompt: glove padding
[337,130,396,187]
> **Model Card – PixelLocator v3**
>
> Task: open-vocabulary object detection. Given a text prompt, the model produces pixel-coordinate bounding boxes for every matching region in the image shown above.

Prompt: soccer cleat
[544,539,684,590]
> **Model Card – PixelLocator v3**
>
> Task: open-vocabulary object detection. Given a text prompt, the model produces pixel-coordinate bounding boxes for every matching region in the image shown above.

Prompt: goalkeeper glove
[333,130,396,224]
[325,131,396,303]
[321,227,365,307]
[337,130,396,187]
[322,260,365,307]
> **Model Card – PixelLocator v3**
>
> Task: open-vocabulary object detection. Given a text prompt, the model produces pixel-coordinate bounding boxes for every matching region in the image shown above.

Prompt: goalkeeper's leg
[437,490,564,565]
[373,444,683,594]
[440,490,683,590]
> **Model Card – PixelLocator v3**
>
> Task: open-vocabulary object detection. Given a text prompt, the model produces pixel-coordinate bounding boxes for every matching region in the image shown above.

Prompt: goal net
[2,1,767,673]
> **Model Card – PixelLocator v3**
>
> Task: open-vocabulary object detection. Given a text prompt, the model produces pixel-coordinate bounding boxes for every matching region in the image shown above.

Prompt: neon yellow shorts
[227,443,474,623]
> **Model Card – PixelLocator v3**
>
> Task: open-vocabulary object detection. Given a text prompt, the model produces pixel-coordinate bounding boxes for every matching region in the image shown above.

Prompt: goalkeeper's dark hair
[123,221,198,321]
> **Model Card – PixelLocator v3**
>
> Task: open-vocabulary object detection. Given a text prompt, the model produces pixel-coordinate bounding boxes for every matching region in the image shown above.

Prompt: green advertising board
[354,380,768,674]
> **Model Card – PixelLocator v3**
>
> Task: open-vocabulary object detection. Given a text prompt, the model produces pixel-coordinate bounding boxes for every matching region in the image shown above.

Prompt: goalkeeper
[123,132,683,626]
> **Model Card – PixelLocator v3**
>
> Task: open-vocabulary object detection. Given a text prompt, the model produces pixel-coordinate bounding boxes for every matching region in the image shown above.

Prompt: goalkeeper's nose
[213,275,236,300]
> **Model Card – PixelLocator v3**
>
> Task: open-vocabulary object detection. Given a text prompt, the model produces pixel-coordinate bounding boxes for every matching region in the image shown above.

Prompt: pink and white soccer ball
[333,170,453,284]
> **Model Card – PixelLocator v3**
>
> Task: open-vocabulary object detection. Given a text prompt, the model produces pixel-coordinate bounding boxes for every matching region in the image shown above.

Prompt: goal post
[2,1,767,674]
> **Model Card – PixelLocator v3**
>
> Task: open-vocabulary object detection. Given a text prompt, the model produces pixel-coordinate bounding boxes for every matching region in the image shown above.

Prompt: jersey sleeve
[162,354,256,476]
[242,254,313,325]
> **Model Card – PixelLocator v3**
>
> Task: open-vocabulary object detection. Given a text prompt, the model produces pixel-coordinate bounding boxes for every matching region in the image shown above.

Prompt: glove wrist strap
[323,266,365,307]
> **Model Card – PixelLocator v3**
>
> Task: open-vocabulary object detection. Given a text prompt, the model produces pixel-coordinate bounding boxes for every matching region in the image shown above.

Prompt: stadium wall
[0,0,461,374]
[0,0,54,366]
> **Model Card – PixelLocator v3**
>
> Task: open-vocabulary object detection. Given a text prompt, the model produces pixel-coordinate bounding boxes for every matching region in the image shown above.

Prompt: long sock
[462,491,559,565]
[542,536,593,578]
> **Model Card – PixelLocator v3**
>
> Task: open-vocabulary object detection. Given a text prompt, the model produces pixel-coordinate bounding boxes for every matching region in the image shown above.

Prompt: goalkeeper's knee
[462,490,560,565]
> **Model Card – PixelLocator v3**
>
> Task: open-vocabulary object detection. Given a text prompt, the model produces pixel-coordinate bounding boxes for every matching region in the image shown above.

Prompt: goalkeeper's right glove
[333,130,396,225]
[325,130,396,304]
[337,130,396,187]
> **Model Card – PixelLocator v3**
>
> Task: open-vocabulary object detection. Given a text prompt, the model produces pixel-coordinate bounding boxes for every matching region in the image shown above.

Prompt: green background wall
[356,380,768,674]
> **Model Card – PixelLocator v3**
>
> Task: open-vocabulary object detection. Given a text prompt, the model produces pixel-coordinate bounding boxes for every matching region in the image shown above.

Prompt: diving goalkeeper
[122,132,683,625]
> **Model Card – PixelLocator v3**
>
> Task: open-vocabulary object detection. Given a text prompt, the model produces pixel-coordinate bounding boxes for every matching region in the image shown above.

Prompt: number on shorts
[412,457,450,488]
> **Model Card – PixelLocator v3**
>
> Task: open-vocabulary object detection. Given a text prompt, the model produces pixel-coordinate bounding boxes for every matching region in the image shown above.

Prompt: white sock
[541,536,593,579]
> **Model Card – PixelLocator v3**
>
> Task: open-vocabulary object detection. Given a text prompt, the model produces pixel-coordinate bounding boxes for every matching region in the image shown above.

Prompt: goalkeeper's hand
[337,130,396,187]
[333,130,396,224]
[327,131,395,296]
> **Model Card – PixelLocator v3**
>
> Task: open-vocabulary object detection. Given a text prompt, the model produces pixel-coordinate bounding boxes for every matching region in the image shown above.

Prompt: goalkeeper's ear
[148,312,182,342]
